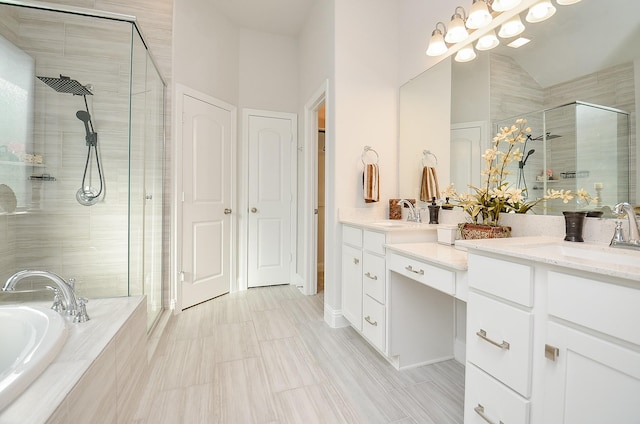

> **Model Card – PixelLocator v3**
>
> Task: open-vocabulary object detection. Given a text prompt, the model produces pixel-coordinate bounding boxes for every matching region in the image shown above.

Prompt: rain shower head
[529,132,562,141]
[37,75,93,96]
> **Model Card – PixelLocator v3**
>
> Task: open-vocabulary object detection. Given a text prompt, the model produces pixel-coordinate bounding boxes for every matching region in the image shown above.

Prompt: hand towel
[364,163,379,203]
[420,166,440,202]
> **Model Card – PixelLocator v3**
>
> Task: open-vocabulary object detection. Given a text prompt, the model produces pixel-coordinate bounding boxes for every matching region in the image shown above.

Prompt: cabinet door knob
[364,316,378,326]
[476,329,510,350]
[365,272,378,280]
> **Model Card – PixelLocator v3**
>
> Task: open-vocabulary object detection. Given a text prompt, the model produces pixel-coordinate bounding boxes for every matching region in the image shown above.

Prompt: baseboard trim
[324,303,349,328]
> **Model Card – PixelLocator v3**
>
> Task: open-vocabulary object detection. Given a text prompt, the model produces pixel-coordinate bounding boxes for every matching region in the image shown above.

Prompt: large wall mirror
[400,0,639,215]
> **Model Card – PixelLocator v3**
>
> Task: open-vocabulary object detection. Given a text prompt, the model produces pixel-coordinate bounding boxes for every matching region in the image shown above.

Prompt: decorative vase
[563,211,587,242]
[459,223,512,240]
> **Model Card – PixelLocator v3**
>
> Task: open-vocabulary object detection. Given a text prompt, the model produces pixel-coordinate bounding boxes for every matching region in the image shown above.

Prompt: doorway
[316,105,326,293]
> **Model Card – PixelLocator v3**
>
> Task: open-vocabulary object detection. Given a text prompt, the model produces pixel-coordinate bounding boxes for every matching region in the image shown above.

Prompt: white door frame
[239,108,298,291]
[172,84,237,312]
[301,81,329,296]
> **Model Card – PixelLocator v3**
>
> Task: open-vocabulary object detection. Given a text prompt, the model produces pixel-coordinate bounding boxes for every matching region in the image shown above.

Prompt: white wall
[297,0,334,286]
[398,0,459,85]
[327,0,400,316]
[239,29,298,112]
[173,0,239,105]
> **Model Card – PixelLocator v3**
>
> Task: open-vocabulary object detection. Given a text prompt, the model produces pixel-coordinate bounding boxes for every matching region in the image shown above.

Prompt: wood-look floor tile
[275,384,349,424]
[390,379,465,424]
[213,357,278,424]
[251,308,299,341]
[201,321,261,365]
[320,355,408,424]
[296,320,359,363]
[260,336,326,393]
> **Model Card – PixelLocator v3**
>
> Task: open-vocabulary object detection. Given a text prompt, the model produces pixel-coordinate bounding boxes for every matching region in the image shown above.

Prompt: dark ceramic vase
[563,211,588,242]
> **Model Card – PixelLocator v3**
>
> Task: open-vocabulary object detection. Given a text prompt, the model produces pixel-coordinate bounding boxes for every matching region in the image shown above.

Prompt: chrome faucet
[610,202,640,250]
[3,270,85,319]
[398,199,421,222]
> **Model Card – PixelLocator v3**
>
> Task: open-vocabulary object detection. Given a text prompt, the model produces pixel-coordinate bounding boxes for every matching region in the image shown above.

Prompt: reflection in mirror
[401,0,639,215]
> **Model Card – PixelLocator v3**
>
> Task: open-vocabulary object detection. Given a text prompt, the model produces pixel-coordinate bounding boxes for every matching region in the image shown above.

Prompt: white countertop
[340,218,438,233]
[385,242,468,271]
[456,236,640,282]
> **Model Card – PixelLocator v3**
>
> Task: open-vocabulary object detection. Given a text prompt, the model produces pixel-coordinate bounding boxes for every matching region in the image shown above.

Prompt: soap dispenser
[428,197,440,224]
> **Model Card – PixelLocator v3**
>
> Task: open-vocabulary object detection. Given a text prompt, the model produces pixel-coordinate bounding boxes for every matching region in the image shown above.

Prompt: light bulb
[445,13,469,43]
[467,0,492,29]
[498,15,525,38]
[526,0,556,23]
[455,45,477,62]
[426,29,447,56]
[476,30,500,51]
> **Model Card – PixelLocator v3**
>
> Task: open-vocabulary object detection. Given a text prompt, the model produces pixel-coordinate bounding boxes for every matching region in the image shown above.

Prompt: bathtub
[0,305,68,411]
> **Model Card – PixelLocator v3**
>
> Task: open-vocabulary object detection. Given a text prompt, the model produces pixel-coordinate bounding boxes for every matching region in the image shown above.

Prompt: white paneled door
[181,94,233,309]
[247,112,296,288]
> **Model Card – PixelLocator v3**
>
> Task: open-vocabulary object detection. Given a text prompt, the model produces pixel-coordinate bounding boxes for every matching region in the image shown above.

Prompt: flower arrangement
[443,118,596,227]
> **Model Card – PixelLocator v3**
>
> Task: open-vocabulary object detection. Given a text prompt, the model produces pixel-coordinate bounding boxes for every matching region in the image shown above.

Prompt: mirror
[400,0,639,214]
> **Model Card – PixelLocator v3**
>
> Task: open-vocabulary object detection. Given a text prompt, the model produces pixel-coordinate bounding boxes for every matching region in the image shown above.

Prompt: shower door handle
[224,208,232,214]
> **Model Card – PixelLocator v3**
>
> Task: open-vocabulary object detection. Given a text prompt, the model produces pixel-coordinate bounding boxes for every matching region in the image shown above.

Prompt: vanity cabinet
[340,223,438,355]
[542,271,640,423]
[464,248,640,424]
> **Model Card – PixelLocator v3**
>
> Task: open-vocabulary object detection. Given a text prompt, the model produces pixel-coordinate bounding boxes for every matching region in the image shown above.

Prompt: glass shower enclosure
[496,101,631,215]
[0,1,165,329]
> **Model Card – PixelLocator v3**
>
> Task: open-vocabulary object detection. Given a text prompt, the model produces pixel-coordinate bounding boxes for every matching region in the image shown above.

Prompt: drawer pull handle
[353,258,359,264]
[365,272,378,280]
[545,344,559,361]
[474,404,504,424]
[405,265,424,275]
[364,316,378,326]
[476,329,510,350]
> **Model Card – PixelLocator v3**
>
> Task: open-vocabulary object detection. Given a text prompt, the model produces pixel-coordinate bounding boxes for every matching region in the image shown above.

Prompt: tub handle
[74,297,91,323]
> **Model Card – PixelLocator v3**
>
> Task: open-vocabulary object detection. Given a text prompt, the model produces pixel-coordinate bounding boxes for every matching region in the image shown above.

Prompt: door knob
[251,207,258,213]
[224,208,232,214]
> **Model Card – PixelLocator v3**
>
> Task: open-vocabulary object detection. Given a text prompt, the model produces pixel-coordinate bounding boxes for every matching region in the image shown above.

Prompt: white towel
[364,163,379,203]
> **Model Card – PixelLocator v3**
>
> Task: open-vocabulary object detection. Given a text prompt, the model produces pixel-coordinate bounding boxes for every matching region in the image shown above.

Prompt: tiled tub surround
[0,296,147,424]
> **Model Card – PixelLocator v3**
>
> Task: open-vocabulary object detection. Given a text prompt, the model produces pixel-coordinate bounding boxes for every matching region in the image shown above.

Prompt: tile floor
[133,285,465,423]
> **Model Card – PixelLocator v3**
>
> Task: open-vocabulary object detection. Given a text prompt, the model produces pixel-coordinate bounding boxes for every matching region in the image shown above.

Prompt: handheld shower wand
[75,96,104,206]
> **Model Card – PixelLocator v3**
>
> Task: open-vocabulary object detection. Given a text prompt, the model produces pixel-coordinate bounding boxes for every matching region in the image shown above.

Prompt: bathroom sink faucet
[398,199,421,223]
[2,270,86,320]
[610,202,640,251]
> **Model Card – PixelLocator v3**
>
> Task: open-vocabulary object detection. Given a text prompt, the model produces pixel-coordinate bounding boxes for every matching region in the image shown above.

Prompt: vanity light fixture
[426,22,448,56]
[490,0,522,12]
[526,0,556,23]
[498,14,525,38]
[444,7,469,43]
[556,0,581,4]
[455,45,477,62]
[466,0,492,29]
[476,30,500,50]
[507,37,531,48]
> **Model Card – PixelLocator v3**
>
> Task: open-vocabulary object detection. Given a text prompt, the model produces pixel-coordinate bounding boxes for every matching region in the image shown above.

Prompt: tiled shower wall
[490,53,636,211]
[0,4,165,322]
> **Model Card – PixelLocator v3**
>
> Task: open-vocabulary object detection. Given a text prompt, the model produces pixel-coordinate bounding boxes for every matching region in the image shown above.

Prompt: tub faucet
[398,199,421,222]
[610,202,640,251]
[3,270,80,317]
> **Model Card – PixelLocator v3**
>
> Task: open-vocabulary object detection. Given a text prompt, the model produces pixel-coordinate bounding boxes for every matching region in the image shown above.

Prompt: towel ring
[422,150,438,167]
[361,146,379,165]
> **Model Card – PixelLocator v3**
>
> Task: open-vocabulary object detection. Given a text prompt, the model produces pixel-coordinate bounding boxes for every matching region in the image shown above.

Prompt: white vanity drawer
[548,271,640,346]
[464,363,530,424]
[387,251,455,295]
[363,230,386,255]
[467,291,534,397]
[342,225,362,248]
[468,254,533,307]
[363,294,385,352]
[363,252,385,304]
